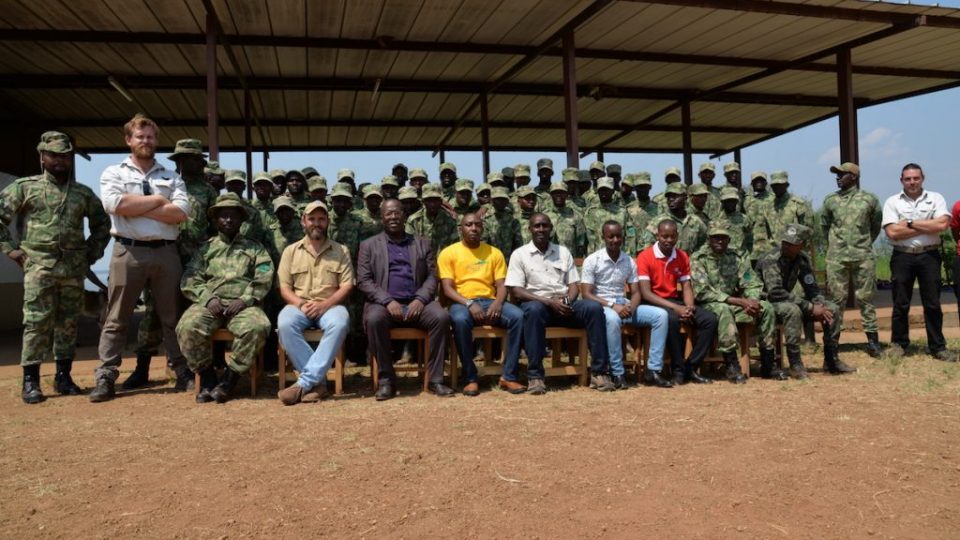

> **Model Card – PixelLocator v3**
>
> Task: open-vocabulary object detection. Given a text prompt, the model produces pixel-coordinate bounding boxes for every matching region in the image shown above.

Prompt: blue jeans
[277,304,349,389]
[449,299,523,383]
[520,299,609,379]
[602,305,668,375]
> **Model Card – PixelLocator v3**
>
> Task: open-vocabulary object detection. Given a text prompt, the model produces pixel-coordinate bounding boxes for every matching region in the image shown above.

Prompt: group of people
[3,114,957,405]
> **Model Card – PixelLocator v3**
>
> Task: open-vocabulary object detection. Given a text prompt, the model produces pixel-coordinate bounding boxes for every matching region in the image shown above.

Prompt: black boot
[88,378,115,403]
[865,332,882,358]
[786,347,808,380]
[209,368,241,403]
[643,369,673,388]
[121,353,152,390]
[195,366,218,403]
[723,351,747,384]
[173,364,195,392]
[823,345,856,374]
[21,365,44,404]
[759,348,788,380]
[54,358,83,395]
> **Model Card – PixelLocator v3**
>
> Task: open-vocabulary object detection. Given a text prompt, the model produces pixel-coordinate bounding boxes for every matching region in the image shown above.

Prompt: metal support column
[205,11,219,161]
[244,88,253,198]
[562,29,579,169]
[837,48,859,164]
[439,149,445,166]
[681,101,693,185]
[263,151,268,172]
[480,91,491,177]
[734,149,741,166]
[596,150,604,163]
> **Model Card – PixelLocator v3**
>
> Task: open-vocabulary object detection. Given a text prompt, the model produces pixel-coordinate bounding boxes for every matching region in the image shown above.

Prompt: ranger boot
[786,347,808,380]
[823,345,856,374]
[209,368,241,403]
[759,348,788,380]
[195,366,219,403]
[121,353,152,390]
[21,364,44,404]
[173,364,195,392]
[54,358,83,395]
[865,332,882,358]
[723,351,747,384]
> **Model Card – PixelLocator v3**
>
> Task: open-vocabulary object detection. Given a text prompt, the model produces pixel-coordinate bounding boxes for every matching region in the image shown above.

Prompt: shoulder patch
[803,273,815,285]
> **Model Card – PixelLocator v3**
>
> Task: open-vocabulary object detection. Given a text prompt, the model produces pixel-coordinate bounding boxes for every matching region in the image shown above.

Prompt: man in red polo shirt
[952,199,960,325]
[636,219,719,384]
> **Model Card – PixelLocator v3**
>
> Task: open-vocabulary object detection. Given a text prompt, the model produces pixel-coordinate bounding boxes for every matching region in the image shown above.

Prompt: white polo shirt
[504,241,578,298]
[881,190,949,249]
[100,157,191,241]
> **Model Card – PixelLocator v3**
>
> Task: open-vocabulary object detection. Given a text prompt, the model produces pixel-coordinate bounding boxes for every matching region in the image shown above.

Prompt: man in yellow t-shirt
[438,213,524,396]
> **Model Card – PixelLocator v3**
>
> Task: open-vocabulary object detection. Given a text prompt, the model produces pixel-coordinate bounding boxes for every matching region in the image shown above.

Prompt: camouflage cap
[491,187,510,200]
[392,162,408,172]
[719,186,740,201]
[514,164,531,177]
[421,183,442,199]
[285,168,306,179]
[204,161,224,175]
[770,170,789,184]
[476,182,491,194]
[665,183,687,195]
[307,175,328,191]
[621,174,636,187]
[606,164,622,175]
[515,186,536,198]
[562,168,579,182]
[723,162,741,173]
[549,182,568,193]
[337,168,355,182]
[589,160,605,172]
[253,171,274,185]
[596,177,615,191]
[380,175,400,187]
[207,193,248,220]
[689,183,709,196]
[634,171,652,185]
[707,225,731,238]
[830,162,860,176]
[537,158,554,172]
[167,138,206,161]
[409,167,428,180]
[699,162,716,173]
[486,172,504,185]
[269,168,286,179]
[398,186,419,200]
[272,196,296,213]
[455,179,475,192]
[439,162,457,174]
[664,166,682,179]
[304,200,329,216]
[781,223,811,245]
[750,171,768,182]
[577,170,592,183]
[225,169,246,184]
[301,166,319,177]
[330,182,354,199]
[362,184,383,199]
[36,131,73,154]
[501,167,514,178]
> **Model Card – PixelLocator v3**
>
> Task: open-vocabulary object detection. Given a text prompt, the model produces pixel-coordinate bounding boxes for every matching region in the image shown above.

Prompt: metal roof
[0,0,958,156]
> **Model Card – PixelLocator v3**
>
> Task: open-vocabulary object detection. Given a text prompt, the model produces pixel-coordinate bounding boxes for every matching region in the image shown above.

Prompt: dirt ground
[1,339,959,540]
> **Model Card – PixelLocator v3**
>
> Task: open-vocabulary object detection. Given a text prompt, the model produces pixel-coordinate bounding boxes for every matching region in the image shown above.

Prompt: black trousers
[664,298,718,372]
[954,254,960,327]
[364,300,450,383]
[890,249,946,352]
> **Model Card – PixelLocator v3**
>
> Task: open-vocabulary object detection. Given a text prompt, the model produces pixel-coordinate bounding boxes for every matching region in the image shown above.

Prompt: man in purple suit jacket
[356,199,454,400]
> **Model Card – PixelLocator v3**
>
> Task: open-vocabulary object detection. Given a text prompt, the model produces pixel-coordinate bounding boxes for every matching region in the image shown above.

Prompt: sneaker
[932,349,958,363]
[302,385,330,403]
[589,373,615,392]
[527,378,547,395]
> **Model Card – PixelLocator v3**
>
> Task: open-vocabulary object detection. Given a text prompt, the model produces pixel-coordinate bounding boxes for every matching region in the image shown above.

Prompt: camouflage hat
[606,164,622,175]
[699,162,716,173]
[501,166,515,178]
[770,170,789,184]
[307,175,328,191]
[634,171,652,185]
[304,200,329,216]
[750,171,768,182]
[272,196,296,213]
[781,223,811,245]
[36,131,73,154]
[269,168,286,179]
[491,187,510,200]
[253,171,274,185]
[167,138,206,161]
[665,183,687,195]
[225,169,246,184]
[537,158,554,172]
[380,175,400,187]
[589,160,605,172]
[409,167,428,180]
[362,184,383,199]
[689,183,709,196]
[337,168,355,182]
[204,161,224,175]
[301,166,319,177]
[421,183,443,199]
[398,186,419,200]
[621,174,636,187]
[330,182,354,199]
[596,177,615,191]
[562,168,579,182]
[486,172,504,185]
[719,186,740,201]
[664,166,682,179]
[707,225,731,238]
[392,163,408,172]
[476,182,491,194]
[723,162,741,173]
[439,162,457,174]
[285,168,306,179]
[207,193,248,220]
[514,164,531,177]
[515,186,536,198]
[577,170,592,183]
[830,162,860,176]
[549,182,568,193]
[455,179,475,192]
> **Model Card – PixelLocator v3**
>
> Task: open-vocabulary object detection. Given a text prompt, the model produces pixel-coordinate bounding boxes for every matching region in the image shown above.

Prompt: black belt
[893,244,939,254]
[115,236,176,248]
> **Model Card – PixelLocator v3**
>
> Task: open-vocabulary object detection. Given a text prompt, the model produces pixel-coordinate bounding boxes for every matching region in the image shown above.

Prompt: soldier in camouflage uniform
[632,171,659,216]
[176,194,273,403]
[406,183,459,256]
[223,170,278,261]
[691,226,777,383]
[0,131,111,403]
[355,184,384,239]
[716,186,753,254]
[514,186,539,244]
[285,169,310,213]
[621,174,652,242]
[606,163,622,194]
[252,172,278,229]
[408,168,428,198]
[482,187,523,263]
[392,163,409,187]
[722,162,746,212]
[758,223,855,380]
[380,175,400,200]
[697,162,723,221]
[269,169,287,197]
[534,158,553,197]
[562,168,587,212]
[269,196,302,261]
[301,166,319,180]
[398,186,421,219]
[653,167,683,215]
[450,179,481,218]
[512,163,532,193]
[641,183,709,253]
[307,175,328,203]
[583,177,639,255]
[335,169,364,211]
[687,183,713,227]
[578,170,599,211]
[744,171,776,266]
[476,182,493,214]
[821,162,883,357]
[542,182,588,258]
[327,182,362,264]
[439,162,458,205]
[205,160,225,193]
[768,171,814,244]
[589,161,605,190]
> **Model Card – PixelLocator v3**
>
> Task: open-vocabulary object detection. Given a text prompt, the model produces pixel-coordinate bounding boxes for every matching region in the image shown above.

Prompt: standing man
[952,198,960,324]
[406,184,459,256]
[642,183,708,253]
[542,182,588,259]
[276,201,353,405]
[356,199,454,400]
[821,163,883,357]
[0,131,111,403]
[716,186,753,255]
[534,158,553,196]
[881,163,954,361]
[91,114,191,402]
[482,187,523,263]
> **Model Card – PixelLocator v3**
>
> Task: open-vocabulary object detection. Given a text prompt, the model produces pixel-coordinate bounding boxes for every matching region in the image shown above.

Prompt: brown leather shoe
[462,382,480,396]
[302,384,329,403]
[498,378,526,394]
[277,383,305,406]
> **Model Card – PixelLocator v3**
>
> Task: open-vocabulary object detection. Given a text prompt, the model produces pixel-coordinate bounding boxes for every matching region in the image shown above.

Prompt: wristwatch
[906,219,914,229]
[464,299,474,308]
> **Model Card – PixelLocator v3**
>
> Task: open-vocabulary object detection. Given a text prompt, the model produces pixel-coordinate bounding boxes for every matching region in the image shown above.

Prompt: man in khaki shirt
[276,201,353,405]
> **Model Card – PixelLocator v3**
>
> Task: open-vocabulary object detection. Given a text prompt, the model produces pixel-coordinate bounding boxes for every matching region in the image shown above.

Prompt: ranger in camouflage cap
[252,171,274,186]
[167,138,206,161]
[606,164,622,176]
[707,225,730,237]
[269,168,286,180]
[829,162,860,177]
[207,192,249,220]
[781,223,810,245]
[621,174,636,187]
[664,166,682,180]
[720,186,740,200]
[491,186,510,200]
[439,162,457,174]
[514,164,531,178]
[589,161,605,172]
[486,172,505,185]
[699,162,717,173]
[665,183,687,195]
[455,179,475,192]
[596,177,615,191]
[515,186,535,198]
[634,171,652,186]
[561,168,579,183]
[549,182,568,193]
[409,167,428,180]
[330,182,354,199]
[770,171,789,185]
[272,196,296,212]
[301,166,319,178]
[225,169,247,184]
[307,175,327,192]
[362,184,383,199]
[723,162,741,173]
[36,131,74,154]
[337,168,355,183]
[421,183,443,199]
[204,160,224,175]
[537,158,554,172]
[398,186,419,200]
[476,182,492,195]
[689,183,709,196]
[380,175,400,187]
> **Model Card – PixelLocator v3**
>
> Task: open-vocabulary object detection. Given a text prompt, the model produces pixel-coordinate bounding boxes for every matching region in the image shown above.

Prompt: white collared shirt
[881,189,949,248]
[581,248,638,304]
[504,241,578,298]
[100,157,191,241]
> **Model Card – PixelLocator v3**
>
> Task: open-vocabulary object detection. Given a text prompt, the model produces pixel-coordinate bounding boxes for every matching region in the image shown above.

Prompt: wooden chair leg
[449,338,458,390]
[278,344,287,390]
[421,338,429,392]
[578,334,589,386]
[250,350,262,397]
[371,355,379,392]
[739,327,752,378]
[334,348,344,395]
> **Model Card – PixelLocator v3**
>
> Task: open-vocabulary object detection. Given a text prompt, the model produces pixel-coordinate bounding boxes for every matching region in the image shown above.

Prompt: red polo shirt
[951,200,960,256]
[636,242,691,299]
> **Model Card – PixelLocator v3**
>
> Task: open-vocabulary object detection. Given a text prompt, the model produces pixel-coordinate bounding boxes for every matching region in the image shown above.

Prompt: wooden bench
[370,327,446,392]
[278,329,346,395]
[621,325,650,379]
[193,328,264,397]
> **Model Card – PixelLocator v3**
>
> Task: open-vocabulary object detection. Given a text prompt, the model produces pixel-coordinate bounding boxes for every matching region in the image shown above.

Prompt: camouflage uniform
[687,183,714,227]
[768,171,814,243]
[482,187,523,263]
[745,174,776,262]
[542,184,588,258]
[328,207,362,265]
[641,185,709,253]
[821,184,882,333]
[582,177,638,254]
[715,187,753,255]
[513,186,538,245]
[450,179,481,217]
[353,185,384,240]
[405,184,459,256]
[267,197,303,264]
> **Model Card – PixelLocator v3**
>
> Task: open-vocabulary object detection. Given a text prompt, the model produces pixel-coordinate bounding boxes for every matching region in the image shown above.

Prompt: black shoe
[89,378,115,403]
[687,371,713,384]
[375,379,396,401]
[173,365,195,392]
[643,370,674,388]
[195,388,214,403]
[823,345,856,374]
[786,348,809,380]
[611,374,630,390]
[121,353,152,390]
[21,365,44,404]
[865,332,882,358]
[209,368,241,403]
[54,359,83,395]
[671,371,686,386]
[760,348,788,380]
[428,382,455,397]
[723,352,747,384]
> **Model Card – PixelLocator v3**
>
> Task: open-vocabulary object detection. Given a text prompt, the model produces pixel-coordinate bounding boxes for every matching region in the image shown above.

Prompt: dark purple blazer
[356,232,438,313]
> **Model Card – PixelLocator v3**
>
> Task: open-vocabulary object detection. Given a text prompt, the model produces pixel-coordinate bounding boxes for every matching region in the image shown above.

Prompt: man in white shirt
[881,163,954,361]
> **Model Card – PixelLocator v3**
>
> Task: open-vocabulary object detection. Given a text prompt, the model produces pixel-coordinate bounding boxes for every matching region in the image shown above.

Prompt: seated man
[581,221,670,389]
[438,213,524,396]
[757,224,854,378]
[637,219,718,385]
[276,200,353,405]
[691,226,778,383]
[357,199,454,400]
[506,213,612,394]
[176,194,274,403]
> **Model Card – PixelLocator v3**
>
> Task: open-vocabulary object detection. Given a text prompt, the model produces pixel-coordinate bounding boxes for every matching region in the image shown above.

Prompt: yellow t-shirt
[437,242,506,300]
